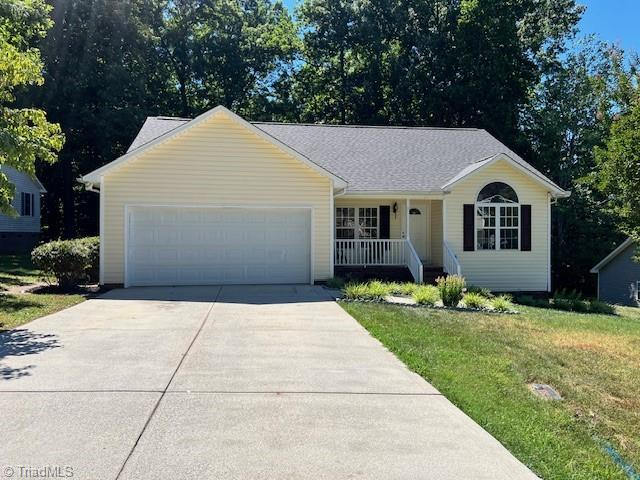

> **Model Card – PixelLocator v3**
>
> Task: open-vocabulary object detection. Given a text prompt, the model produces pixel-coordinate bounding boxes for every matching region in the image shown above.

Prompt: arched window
[476,182,519,250]
[477,182,519,203]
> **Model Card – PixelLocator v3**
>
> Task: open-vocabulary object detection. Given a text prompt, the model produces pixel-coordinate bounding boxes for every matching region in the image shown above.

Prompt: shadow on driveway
[0,328,60,380]
[97,285,336,305]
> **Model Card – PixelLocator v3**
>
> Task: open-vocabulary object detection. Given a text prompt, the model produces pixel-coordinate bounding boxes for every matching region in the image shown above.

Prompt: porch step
[421,264,445,285]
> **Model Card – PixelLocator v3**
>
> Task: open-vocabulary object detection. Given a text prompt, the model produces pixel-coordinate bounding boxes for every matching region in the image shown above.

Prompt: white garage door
[126,206,311,286]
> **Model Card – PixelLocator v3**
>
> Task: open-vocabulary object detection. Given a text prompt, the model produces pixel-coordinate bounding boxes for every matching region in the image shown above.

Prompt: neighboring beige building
[81,106,569,291]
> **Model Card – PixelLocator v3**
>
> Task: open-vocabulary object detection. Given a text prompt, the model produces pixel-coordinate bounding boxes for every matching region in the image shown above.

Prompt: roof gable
[81,106,347,188]
[0,165,46,193]
[441,153,569,198]
[591,238,636,273]
[83,107,569,198]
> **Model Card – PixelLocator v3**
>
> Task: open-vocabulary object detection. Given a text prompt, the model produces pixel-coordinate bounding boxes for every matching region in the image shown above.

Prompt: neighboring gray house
[0,165,46,254]
[591,238,640,307]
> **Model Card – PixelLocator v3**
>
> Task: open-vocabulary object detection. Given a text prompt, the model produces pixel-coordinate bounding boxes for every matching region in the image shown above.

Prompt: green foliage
[551,293,616,314]
[31,237,98,290]
[412,285,440,306]
[595,64,640,248]
[343,281,390,301]
[523,39,626,294]
[588,300,615,315]
[553,298,574,311]
[153,0,298,117]
[386,282,420,296]
[79,236,99,283]
[463,292,488,309]
[466,285,494,298]
[0,0,63,215]
[554,288,583,302]
[436,275,466,307]
[571,299,590,313]
[491,295,515,312]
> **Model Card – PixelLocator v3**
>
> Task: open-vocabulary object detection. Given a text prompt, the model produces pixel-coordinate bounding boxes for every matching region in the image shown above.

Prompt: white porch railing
[405,240,424,284]
[334,239,423,283]
[335,239,406,266]
[443,240,462,276]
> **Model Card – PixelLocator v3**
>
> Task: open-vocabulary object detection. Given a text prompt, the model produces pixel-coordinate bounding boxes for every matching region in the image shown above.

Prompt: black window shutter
[521,205,532,251]
[379,206,390,239]
[463,204,475,251]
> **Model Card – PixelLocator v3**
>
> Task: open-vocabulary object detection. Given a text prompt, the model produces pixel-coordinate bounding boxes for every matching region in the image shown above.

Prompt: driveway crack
[114,286,221,480]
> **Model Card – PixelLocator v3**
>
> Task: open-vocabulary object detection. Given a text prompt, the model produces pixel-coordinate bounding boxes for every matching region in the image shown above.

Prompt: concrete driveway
[0,285,536,479]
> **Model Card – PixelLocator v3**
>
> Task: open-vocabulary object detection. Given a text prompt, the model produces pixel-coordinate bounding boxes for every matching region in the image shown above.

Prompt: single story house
[591,238,639,306]
[81,106,569,290]
[0,165,46,254]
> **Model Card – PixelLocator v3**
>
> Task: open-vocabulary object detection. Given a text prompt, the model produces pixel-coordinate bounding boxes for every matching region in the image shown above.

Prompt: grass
[0,255,85,330]
[0,254,41,289]
[341,301,640,480]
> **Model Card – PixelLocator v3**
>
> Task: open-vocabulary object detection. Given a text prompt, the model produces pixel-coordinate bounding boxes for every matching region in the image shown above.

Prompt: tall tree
[24,0,175,238]
[522,40,627,292]
[152,0,298,118]
[0,0,63,215]
[291,0,583,136]
[595,56,640,251]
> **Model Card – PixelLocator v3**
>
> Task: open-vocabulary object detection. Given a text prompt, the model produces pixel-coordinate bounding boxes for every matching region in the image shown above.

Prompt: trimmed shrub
[553,298,573,311]
[588,300,616,315]
[343,281,389,301]
[571,299,590,313]
[32,238,95,290]
[466,285,494,298]
[79,236,99,283]
[436,275,465,307]
[412,285,440,306]
[463,292,488,309]
[387,282,420,296]
[491,294,515,312]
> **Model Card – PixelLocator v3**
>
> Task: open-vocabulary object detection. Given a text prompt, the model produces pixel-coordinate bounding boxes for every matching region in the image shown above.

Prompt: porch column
[405,198,411,240]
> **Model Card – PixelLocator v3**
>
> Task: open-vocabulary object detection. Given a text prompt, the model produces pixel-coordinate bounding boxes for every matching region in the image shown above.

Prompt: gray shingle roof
[127,116,530,192]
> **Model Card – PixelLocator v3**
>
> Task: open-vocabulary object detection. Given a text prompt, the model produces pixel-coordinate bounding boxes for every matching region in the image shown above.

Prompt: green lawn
[0,254,41,288]
[0,255,85,330]
[342,301,640,480]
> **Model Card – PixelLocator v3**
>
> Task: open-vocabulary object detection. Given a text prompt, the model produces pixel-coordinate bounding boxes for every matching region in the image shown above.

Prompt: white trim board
[441,153,570,199]
[82,105,347,189]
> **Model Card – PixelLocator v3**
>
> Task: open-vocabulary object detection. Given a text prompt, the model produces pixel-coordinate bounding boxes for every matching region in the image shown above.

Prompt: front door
[409,200,428,261]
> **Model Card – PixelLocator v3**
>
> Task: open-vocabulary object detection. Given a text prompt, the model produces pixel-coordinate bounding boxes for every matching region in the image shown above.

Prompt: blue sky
[579,0,638,53]
[282,0,639,54]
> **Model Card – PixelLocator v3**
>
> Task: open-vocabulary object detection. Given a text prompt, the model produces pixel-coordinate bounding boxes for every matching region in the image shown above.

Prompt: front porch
[333,198,461,283]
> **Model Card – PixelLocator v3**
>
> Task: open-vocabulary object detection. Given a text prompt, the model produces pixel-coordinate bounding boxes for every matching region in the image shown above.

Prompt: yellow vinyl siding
[102,111,331,284]
[444,159,550,291]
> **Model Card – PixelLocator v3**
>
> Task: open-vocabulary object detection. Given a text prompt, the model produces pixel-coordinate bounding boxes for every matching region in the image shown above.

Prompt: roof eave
[81,106,348,189]
[441,153,570,198]
[590,237,634,273]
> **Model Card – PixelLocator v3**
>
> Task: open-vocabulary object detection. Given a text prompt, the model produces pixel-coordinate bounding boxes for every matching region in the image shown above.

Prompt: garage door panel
[127,207,311,286]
